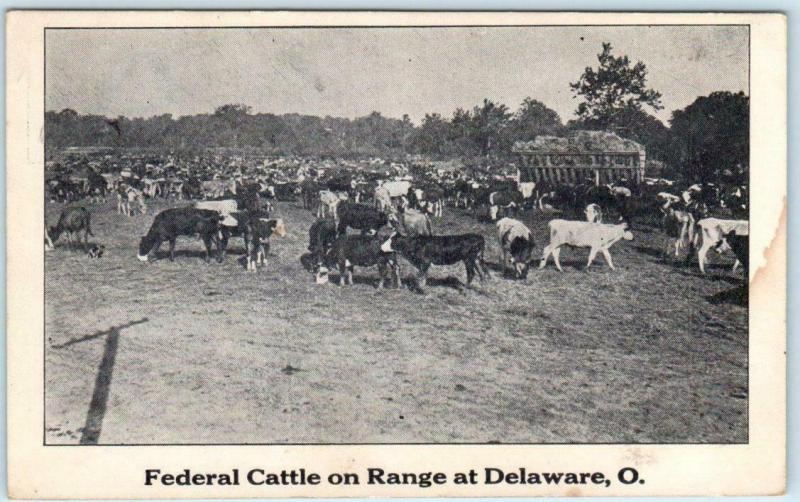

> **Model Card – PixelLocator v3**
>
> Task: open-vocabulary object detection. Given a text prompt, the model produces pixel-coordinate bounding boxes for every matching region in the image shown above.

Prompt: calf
[137,207,224,263]
[689,218,748,274]
[381,232,489,289]
[318,190,348,219]
[723,230,748,275]
[539,220,633,271]
[336,201,389,236]
[325,234,400,288]
[49,207,93,250]
[245,217,287,272]
[497,217,535,279]
[395,207,432,236]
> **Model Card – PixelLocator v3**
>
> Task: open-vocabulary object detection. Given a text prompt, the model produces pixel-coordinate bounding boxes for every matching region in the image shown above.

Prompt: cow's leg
[201,235,214,263]
[732,259,741,272]
[586,247,600,269]
[552,247,564,272]
[601,248,616,270]
[417,262,430,288]
[697,242,712,274]
[377,261,387,289]
[83,229,90,251]
[393,260,402,289]
[539,244,552,269]
[465,260,475,285]
[168,238,177,262]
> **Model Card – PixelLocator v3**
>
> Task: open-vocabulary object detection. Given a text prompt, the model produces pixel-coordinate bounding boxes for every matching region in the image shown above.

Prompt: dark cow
[49,207,93,250]
[488,190,522,221]
[300,179,321,210]
[380,233,490,289]
[308,219,338,265]
[137,207,224,263]
[244,217,287,272]
[273,182,300,201]
[325,234,400,288]
[723,230,748,275]
[87,169,108,202]
[336,201,389,236]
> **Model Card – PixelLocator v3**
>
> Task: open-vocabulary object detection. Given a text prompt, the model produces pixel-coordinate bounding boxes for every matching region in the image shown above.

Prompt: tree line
[45,43,748,183]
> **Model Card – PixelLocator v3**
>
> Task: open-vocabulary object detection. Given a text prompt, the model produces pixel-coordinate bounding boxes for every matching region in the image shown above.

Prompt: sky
[45,26,748,125]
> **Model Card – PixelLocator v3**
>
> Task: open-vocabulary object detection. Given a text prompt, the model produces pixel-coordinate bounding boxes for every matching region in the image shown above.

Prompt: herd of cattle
[45,153,749,290]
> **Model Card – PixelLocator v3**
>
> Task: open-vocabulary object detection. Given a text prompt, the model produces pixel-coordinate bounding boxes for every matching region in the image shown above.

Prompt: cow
[394,207,432,237]
[488,190,522,221]
[723,230,748,275]
[374,185,394,214]
[117,186,146,216]
[49,207,93,250]
[300,179,321,210]
[244,217,287,272]
[137,207,224,263]
[688,218,748,274]
[194,199,239,226]
[308,219,339,265]
[318,190,348,219]
[87,170,108,203]
[496,217,535,279]
[325,234,400,288]
[336,201,389,236]
[44,228,54,251]
[380,232,490,289]
[539,220,634,272]
[584,203,603,223]
[201,179,236,199]
[380,180,412,199]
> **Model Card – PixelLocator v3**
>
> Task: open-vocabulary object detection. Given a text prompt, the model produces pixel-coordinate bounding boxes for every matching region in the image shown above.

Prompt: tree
[470,99,512,155]
[570,42,663,127]
[667,91,749,183]
[511,97,564,140]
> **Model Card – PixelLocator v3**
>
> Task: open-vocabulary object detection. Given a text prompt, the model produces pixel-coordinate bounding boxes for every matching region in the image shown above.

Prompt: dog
[87,244,105,258]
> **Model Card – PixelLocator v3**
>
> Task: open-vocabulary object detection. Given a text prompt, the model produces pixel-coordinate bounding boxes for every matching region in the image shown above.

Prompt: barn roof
[513,130,645,154]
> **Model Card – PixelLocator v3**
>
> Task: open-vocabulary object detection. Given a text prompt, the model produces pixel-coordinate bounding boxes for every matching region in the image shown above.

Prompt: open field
[45,198,747,444]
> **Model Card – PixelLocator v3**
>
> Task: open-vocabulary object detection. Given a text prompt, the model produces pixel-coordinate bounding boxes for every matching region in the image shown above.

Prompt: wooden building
[513,130,646,185]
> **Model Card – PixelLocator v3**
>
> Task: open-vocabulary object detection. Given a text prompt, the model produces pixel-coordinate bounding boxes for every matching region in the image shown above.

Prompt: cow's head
[508,236,536,279]
[137,236,150,262]
[620,222,634,241]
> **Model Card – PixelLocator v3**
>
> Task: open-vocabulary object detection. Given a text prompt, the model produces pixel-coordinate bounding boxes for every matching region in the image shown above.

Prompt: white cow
[317,190,348,219]
[374,185,394,214]
[539,220,634,271]
[194,199,238,226]
[497,217,534,278]
[692,218,748,274]
[380,180,412,198]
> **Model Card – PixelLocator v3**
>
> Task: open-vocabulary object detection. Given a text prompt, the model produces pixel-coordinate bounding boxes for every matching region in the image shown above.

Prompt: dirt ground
[45,197,747,444]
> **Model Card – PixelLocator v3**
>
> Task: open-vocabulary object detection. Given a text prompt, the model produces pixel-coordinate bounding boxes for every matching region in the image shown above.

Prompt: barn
[513,130,646,185]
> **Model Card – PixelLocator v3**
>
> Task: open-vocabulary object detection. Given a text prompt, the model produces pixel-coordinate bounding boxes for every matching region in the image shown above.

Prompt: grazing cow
[325,234,400,288]
[663,208,695,256]
[689,218,748,274]
[137,207,224,263]
[488,190,522,221]
[380,232,490,289]
[395,207,432,237]
[723,230,748,275]
[539,220,633,271]
[245,217,287,272]
[584,203,603,223]
[496,217,535,279]
[336,201,389,236]
[317,190,348,218]
[49,207,93,250]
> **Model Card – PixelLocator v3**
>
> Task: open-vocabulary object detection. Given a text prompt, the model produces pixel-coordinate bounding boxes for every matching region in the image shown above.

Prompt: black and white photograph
[41,23,753,447]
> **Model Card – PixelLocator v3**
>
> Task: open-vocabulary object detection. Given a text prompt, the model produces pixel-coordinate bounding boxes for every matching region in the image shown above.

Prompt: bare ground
[45,198,747,444]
